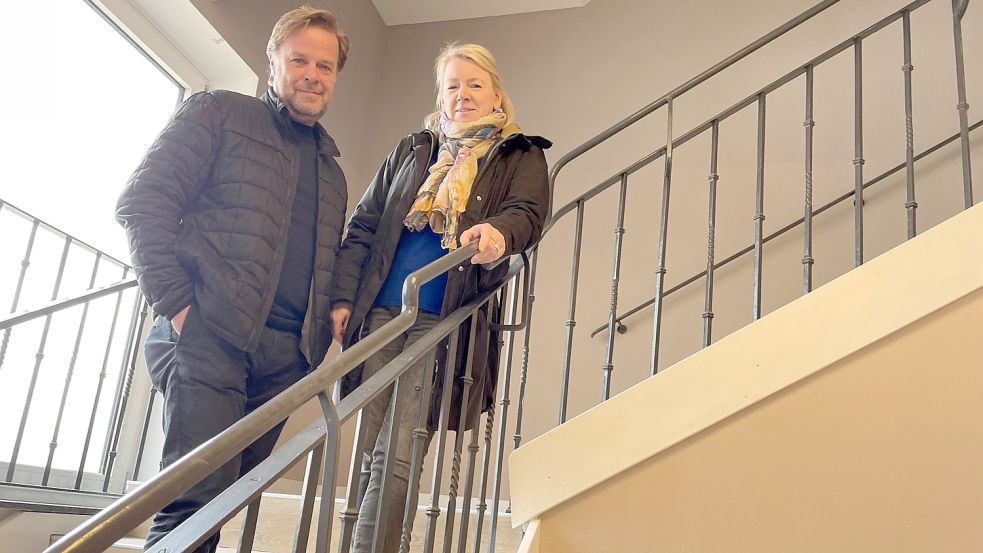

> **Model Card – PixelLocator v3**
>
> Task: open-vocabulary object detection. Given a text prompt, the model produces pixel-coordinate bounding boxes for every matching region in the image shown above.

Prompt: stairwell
[1,0,980,551]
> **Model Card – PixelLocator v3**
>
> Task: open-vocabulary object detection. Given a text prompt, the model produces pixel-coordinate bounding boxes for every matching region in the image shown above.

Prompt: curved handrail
[45,242,490,553]
[546,0,844,212]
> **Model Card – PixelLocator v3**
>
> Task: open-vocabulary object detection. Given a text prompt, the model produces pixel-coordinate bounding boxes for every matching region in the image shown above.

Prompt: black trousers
[142,304,310,552]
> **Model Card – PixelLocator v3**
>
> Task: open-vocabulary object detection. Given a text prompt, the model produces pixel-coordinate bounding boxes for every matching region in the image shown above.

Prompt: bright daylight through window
[0,0,182,477]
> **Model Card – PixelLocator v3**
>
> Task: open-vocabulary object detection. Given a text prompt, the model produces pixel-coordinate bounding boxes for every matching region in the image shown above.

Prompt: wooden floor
[215,494,523,553]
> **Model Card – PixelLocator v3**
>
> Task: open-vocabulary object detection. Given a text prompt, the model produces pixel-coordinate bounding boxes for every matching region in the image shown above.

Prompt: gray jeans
[352,306,440,553]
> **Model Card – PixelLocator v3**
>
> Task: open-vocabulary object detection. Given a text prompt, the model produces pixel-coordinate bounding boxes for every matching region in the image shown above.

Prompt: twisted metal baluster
[486,278,520,551]
[902,10,918,237]
[470,404,496,553]
[602,174,628,401]
[558,202,584,424]
[703,121,720,347]
[454,426,481,553]
[650,99,674,375]
[442,317,479,553]
[804,66,816,293]
[422,328,462,553]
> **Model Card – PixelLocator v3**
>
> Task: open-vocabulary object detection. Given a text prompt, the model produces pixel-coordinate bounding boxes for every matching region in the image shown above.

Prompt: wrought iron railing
[0,200,143,502]
[534,0,976,424]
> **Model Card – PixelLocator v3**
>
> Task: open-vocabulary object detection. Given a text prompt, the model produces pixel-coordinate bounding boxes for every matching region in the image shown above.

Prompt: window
[0,0,183,477]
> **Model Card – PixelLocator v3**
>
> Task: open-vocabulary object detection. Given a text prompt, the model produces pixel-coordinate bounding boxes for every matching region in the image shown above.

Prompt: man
[116,7,349,552]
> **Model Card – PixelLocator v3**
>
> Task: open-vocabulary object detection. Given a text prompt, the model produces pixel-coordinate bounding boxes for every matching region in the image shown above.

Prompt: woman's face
[441,57,502,124]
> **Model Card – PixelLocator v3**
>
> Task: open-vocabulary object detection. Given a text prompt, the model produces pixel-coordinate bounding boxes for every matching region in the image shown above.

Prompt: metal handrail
[45,241,495,553]
[0,278,137,331]
[546,0,934,235]
[137,259,525,553]
[545,0,844,213]
[588,117,983,338]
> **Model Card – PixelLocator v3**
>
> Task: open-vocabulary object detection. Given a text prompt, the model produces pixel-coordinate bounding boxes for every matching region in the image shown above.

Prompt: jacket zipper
[254,151,299,349]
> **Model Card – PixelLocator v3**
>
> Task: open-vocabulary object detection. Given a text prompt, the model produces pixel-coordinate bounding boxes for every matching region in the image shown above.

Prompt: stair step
[49,535,270,552]
[51,493,522,552]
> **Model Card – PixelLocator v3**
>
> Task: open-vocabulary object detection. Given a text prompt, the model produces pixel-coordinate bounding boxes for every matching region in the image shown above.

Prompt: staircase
[2,0,978,551]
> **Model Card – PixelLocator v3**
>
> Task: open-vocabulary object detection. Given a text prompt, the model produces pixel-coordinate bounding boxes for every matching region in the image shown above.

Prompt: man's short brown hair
[267,6,349,71]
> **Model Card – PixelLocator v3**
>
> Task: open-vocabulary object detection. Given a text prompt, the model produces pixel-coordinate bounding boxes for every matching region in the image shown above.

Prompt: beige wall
[178,0,982,497]
[533,286,983,552]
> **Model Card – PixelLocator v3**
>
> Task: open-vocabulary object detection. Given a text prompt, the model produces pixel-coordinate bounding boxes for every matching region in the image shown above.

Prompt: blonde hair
[266,6,350,72]
[424,43,515,131]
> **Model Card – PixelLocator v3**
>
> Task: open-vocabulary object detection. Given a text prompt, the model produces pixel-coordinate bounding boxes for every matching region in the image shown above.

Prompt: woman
[329,43,550,552]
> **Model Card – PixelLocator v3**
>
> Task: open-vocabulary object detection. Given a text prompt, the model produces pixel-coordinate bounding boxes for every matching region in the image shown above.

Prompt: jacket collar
[261,88,341,159]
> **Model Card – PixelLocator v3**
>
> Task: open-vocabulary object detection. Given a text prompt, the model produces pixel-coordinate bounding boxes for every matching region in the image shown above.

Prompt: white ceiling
[370,0,591,26]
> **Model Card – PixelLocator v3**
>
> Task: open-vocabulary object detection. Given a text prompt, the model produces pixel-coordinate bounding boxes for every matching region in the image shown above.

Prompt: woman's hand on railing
[460,223,506,265]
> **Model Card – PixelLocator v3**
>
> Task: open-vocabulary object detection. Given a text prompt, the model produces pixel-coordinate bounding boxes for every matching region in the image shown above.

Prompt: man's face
[269,26,340,126]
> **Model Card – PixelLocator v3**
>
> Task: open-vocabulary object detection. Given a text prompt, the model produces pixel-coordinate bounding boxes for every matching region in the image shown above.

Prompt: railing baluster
[902,10,918,238]
[103,299,149,492]
[132,385,156,482]
[454,426,481,553]
[237,497,262,553]
[370,373,405,552]
[398,348,436,553]
[558,201,584,424]
[752,94,767,320]
[294,442,324,553]
[102,295,142,475]
[422,328,462,553]
[442,318,479,553]
[804,66,816,293]
[0,219,39,375]
[703,121,720,347]
[6,236,72,482]
[76,266,130,489]
[951,0,974,207]
[470,404,495,553]
[853,38,866,266]
[338,410,367,553]
[315,394,341,553]
[42,252,102,486]
[650,99,674,375]
[602,174,628,400]
[486,279,520,552]
[511,249,537,460]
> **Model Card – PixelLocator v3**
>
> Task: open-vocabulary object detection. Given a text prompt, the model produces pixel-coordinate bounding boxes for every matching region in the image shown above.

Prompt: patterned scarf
[404,111,507,249]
